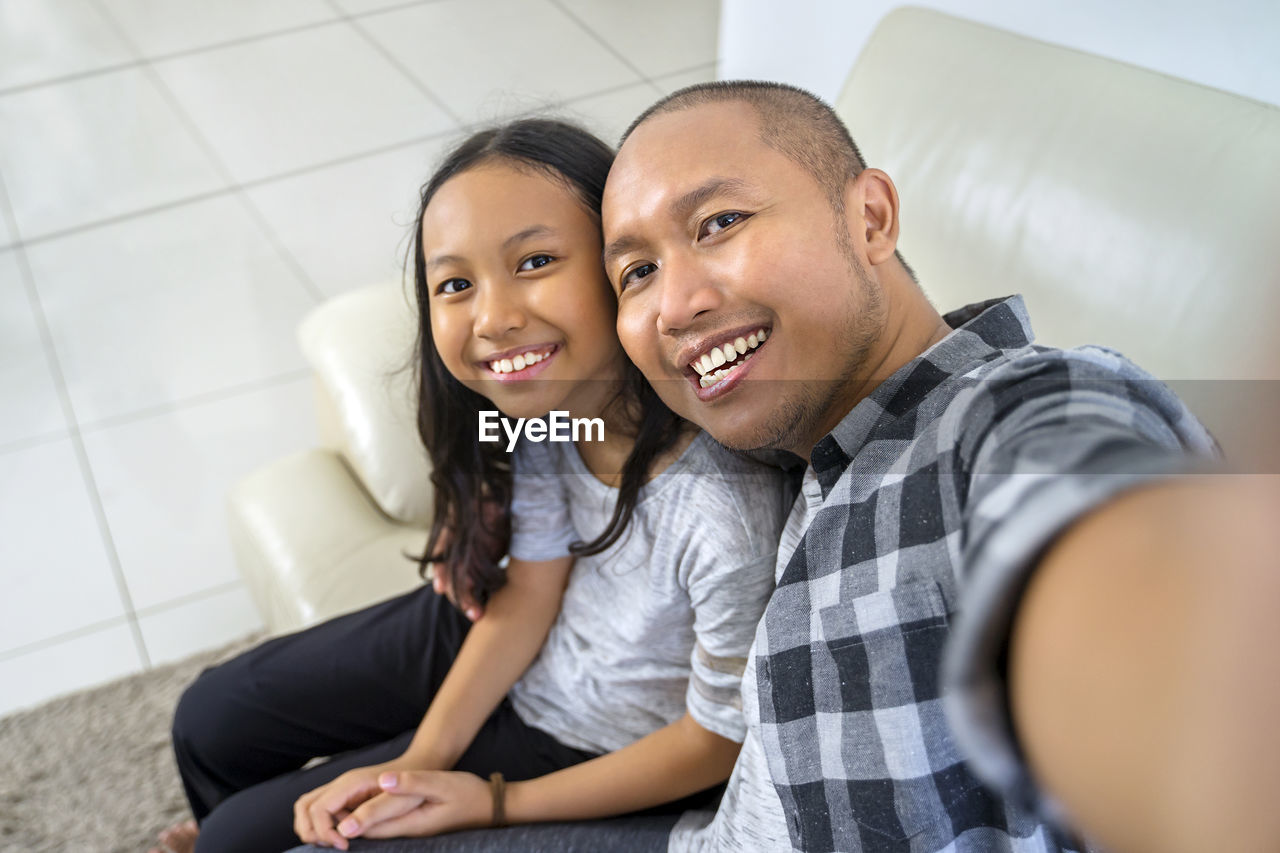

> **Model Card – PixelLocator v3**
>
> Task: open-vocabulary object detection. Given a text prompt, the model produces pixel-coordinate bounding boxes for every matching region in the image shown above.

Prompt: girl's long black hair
[410,118,685,606]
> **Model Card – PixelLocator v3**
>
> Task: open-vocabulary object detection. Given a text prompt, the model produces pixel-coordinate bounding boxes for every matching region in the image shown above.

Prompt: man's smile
[674,324,771,400]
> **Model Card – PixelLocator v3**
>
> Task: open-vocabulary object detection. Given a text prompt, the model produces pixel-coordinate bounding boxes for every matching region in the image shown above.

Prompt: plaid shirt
[756,296,1216,852]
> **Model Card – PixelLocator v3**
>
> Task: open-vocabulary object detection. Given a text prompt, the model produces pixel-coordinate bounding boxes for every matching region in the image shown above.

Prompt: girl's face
[423,161,626,420]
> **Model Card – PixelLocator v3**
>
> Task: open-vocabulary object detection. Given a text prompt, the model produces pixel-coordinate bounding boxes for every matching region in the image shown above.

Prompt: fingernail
[338,818,358,836]
[380,772,398,788]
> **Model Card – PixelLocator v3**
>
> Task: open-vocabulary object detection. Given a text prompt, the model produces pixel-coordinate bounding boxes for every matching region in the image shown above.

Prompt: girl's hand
[335,770,492,841]
[293,763,401,849]
[432,496,507,621]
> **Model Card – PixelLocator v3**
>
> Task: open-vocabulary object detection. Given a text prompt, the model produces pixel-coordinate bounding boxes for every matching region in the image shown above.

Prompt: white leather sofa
[230,7,1280,637]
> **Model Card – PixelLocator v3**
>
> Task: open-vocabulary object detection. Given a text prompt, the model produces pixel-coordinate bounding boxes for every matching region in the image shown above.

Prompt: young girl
[155,119,790,853]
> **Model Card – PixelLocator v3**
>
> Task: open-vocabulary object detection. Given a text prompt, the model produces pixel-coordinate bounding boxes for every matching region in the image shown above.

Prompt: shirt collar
[810,295,1036,494]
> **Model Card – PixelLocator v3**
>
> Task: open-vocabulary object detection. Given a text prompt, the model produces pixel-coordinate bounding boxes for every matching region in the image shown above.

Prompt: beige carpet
[0,634,263,853]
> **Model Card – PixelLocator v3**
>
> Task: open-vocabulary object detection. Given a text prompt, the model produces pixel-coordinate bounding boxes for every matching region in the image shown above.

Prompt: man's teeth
[693,329,767,387]
[490,350,550,374]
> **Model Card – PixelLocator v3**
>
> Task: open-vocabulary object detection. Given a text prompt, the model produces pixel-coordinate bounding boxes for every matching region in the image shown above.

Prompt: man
[601,81,1280,852]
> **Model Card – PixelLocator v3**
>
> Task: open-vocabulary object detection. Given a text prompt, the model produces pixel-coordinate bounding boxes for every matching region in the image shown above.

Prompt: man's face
[603,102,885,455]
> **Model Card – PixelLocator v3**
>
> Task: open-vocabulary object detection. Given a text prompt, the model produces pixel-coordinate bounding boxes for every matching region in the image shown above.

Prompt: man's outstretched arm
[1009,475,1280,853]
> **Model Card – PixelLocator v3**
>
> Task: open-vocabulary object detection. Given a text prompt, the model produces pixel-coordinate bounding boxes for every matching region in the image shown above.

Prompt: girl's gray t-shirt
[506,431,792,754]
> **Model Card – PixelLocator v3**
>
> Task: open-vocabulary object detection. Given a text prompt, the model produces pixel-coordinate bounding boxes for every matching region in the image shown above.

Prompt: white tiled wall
[0,0,719,718]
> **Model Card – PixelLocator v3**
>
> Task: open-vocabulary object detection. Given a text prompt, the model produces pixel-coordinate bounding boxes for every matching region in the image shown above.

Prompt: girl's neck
[573,391,698,489]
[572,388,640,487]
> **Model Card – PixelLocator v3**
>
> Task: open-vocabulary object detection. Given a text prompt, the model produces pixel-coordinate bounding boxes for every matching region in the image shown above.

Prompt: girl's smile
[480,342,559,381]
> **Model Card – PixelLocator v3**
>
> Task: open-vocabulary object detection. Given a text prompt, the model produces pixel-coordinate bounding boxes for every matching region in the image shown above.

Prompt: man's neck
[792,279,952,461]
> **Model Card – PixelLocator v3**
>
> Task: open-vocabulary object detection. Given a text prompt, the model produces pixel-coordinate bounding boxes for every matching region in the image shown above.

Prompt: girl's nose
[473,284,527,339]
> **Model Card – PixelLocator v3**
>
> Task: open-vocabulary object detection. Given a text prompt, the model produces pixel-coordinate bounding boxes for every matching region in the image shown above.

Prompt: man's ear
[845,168,901,267]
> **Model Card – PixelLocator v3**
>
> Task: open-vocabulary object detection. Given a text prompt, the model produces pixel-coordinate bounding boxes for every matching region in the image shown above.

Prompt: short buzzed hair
[622,80,867,215]
[622,80,915,279]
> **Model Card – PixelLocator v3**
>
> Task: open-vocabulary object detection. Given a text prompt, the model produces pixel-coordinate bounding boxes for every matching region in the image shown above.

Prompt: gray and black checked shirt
[751,295,1216,852]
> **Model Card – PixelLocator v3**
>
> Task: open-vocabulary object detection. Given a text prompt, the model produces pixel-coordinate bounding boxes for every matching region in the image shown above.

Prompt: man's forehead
[606,102,774,219]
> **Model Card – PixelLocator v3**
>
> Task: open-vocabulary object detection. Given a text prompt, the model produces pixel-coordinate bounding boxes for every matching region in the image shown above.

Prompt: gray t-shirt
[507,432,792,754]
[669,470,817,852]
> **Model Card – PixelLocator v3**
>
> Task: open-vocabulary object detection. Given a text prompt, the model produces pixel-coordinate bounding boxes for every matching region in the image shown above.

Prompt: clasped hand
[294,766,491,850]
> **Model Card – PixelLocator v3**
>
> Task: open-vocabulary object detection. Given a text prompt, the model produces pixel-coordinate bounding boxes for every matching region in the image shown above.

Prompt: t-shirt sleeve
[685,549,778,743]
[941,347,1218,823]
[508,441,578,563]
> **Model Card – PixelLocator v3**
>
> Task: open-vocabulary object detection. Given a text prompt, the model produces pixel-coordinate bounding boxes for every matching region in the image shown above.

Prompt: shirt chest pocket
[816,581,993,844]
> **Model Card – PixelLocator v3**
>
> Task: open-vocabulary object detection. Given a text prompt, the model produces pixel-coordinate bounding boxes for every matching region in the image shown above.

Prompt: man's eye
[437,278,471,295]
[518,254,555,272]
[620,263,657,290]
[700,211,745,238]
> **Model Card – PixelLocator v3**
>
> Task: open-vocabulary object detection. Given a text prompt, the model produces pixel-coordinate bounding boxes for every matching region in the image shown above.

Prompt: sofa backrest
[836,7,1280,459]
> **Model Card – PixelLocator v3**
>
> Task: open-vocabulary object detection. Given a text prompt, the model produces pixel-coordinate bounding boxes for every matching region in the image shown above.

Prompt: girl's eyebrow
[503,225,555,250]
[426,252,464,272]
[427,225,557,272]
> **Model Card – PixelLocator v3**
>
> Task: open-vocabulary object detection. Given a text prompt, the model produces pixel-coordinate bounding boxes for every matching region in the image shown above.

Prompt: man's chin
[689,399,808,456]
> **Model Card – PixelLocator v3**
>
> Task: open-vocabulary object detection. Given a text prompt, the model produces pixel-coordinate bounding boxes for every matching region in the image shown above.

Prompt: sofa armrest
[298,282,433,527]
[229,448,427,634]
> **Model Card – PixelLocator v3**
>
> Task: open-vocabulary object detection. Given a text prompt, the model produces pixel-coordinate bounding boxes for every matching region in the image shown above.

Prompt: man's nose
[656,257,721,336]
[473,283,526,339]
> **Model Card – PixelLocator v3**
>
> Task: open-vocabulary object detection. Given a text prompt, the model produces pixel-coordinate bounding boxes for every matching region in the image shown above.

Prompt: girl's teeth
[699,353,714,373]
[747,333,758,348]
[710,348,726,368]
[734,337,747,355]
[490,350,550,374]
[722,343,736,362]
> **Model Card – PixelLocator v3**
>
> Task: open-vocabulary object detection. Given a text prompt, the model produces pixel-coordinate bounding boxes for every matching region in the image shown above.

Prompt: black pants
[173,585,598,853]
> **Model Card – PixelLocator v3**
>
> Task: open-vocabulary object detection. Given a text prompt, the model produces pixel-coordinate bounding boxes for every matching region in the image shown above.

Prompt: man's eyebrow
[671,177,756,224]
[603,178,757,270]
[603,234,644,270]
[427,225,555,272]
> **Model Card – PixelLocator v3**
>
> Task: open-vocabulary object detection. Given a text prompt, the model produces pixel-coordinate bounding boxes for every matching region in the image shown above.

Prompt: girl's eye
[437,278,471,295]
[700,211,745,238]
[619,263,657,290]
[518,254,555,272]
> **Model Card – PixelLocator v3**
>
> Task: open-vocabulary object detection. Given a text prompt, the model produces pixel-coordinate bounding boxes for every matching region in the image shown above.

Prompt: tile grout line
[0,0,446,100]
[0,615,132,665]
[325,0,465,128]
[0,171,152,670]
[11,129,463,251]
[88,0,330,307]
[0,580,248,665]
[8,65,686,254]
[545,0,654,88]
[76,368,314,436]
[0,428,74,458]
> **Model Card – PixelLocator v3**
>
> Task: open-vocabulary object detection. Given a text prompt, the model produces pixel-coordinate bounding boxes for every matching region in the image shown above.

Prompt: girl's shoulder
[645,432,796,552]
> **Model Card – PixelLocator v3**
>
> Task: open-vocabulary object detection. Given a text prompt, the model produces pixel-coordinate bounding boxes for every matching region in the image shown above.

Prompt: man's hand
[293,763,400,849]
[335,771,491,841]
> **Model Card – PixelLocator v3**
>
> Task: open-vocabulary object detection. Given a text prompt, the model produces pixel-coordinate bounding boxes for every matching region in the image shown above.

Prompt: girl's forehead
[423,163,600,251]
